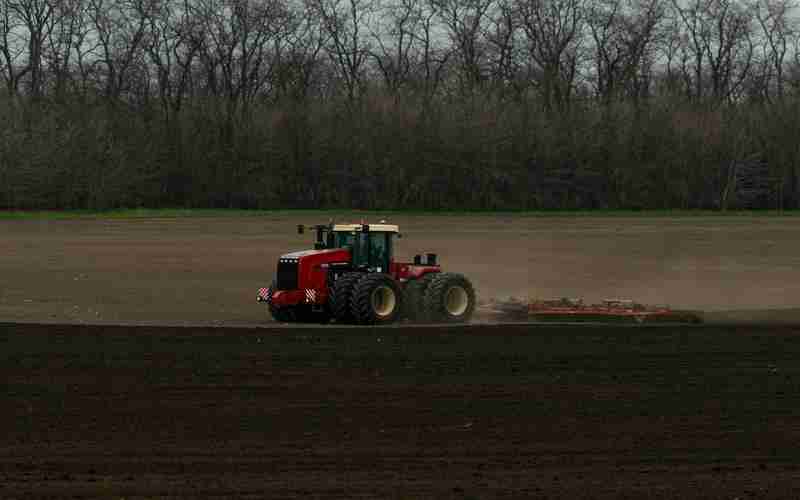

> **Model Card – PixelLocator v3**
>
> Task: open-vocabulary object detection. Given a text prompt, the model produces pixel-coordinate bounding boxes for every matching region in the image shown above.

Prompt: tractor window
[370,234,386,261]
[335,232,355,249]
[369,233,392,270]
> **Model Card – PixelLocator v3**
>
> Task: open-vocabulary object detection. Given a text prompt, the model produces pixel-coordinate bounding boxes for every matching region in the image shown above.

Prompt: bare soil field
[3,322,800,499]
[2,214,800,324]
[3,215,800,498]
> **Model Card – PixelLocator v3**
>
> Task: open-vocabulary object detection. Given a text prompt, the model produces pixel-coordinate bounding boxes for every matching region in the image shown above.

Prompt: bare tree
[753,0,795,101]
[0,0,29,96]
[307,0,373,102]
[195,0,291,109]
[369,0,423,95]
[142,0,202,120]
[88,0,154,101]
[432,0,495,92]
[7,0,58,98]
[272,4,328,101]
[515,0,586,110]
[43,0,96,99]
[485,0,523,96]
[409,0,451,99]
[671,0,755,102]
[656,12,686,97]
[588,0,664,104]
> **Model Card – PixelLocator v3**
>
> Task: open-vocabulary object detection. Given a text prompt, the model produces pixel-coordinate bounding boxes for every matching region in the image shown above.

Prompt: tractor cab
[298,222,399,273]
[332,223,397,273]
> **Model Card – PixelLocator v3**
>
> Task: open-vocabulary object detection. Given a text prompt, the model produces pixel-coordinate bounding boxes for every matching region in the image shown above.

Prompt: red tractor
[257,222,476,325]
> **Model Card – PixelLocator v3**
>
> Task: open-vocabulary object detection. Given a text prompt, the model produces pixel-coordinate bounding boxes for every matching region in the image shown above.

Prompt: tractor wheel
[267,280,295,322]
[403,273,437,322]
[330,272,362,323]
[350,274,404,325]
[422,273,476,323]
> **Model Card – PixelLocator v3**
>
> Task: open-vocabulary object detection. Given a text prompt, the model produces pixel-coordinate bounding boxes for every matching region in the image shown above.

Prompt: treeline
[1,0,800,210]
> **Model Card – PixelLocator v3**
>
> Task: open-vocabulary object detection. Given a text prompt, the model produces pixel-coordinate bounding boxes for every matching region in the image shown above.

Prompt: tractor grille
[275,260,299,290]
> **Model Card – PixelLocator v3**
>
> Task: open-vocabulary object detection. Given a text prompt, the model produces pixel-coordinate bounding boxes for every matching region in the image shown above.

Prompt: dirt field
[3,322,800,499]
[2,214,800,324]
[4,214,800,498]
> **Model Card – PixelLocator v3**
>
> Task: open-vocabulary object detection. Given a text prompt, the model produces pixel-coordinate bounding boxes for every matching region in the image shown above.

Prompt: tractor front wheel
[330,272,362,323]
[423,273,476,323]
[351,274,403,325]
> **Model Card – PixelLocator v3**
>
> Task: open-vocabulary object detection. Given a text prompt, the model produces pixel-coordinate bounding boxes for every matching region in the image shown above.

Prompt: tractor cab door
[345,231,392,273]
[368,232,392,273]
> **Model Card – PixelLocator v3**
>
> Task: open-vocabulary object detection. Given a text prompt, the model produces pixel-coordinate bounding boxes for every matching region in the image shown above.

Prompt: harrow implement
[489,297,703,324]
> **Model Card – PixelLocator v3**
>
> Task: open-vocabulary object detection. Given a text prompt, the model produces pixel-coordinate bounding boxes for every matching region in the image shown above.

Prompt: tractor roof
[333,223,399,233]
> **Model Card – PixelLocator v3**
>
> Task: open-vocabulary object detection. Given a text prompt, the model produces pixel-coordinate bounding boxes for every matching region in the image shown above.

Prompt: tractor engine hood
[279,248,349,263]
[275,248,351,296]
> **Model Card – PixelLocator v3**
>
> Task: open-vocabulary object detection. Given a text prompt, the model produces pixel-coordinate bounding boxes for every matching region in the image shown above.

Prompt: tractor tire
[330,272,362,323]
[267,280,295,322]
[350,273,404,325]
[422,272,476,323]
[403,273,437,322]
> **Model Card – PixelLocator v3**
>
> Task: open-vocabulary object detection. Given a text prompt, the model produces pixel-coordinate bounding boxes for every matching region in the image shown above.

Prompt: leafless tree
[0,0,28,95]
[197,0,291,108]
[88,0,154,101]
[307,0,373,102]
[408,0,451,99]
[42,0,96,99]
[753,0,795,100]
[142,0,202,120]
[588,0,665,104]
[369,0,423,95]
[484,0,523,96]
[515,0,586,110]
[671,0,755,102]
[7,0,59,98]
[432,0,495,92]
[271,5,328,101]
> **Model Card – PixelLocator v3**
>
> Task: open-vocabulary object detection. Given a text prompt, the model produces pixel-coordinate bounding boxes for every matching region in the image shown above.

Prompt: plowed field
[3,322,800,499]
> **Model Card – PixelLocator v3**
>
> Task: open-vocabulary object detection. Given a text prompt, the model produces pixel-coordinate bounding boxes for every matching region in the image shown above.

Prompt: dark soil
[2,322,800,499]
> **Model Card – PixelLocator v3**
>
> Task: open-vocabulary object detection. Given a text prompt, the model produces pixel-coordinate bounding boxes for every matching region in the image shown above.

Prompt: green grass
[0,207,798,219]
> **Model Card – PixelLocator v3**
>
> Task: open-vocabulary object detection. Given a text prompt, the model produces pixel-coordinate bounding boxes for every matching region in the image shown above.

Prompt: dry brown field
[2,214,800,324]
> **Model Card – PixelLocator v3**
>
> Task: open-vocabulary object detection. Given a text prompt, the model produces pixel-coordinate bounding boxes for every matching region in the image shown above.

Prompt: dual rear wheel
[330,271,476,325]
[331,273,404,325]
[413,272,476,323]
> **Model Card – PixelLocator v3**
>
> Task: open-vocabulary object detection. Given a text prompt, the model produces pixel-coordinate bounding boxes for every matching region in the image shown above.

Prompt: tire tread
[422,272,476,323]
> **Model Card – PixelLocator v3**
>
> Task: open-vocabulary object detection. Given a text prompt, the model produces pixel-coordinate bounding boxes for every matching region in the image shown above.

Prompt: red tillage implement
[492,298,703,324]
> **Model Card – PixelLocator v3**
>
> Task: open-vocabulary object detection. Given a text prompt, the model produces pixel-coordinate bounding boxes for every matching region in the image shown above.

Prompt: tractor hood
[280,248,345,261]
[277,247,351,293]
